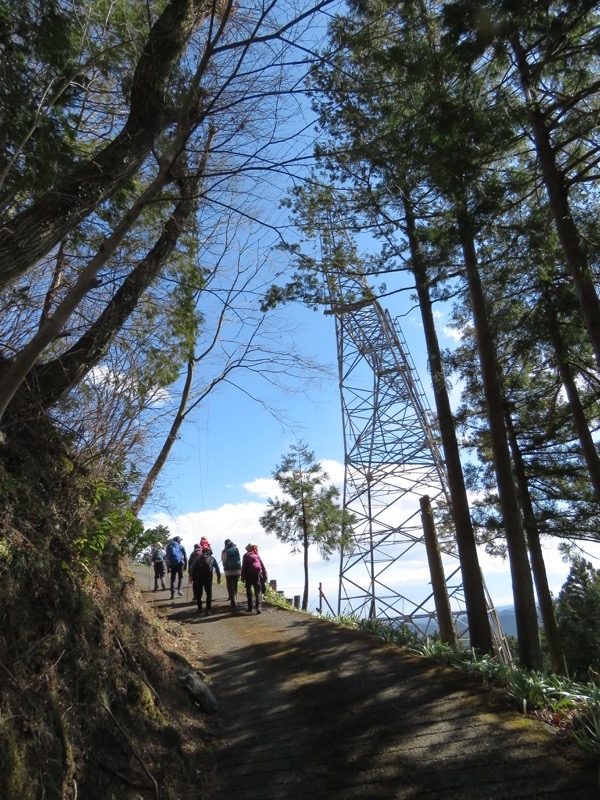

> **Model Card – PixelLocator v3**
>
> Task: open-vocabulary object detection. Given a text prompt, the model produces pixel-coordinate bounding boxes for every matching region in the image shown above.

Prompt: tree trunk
[0,0,211,289]
[39,240,66,330]
[132,357,195,515]
[31,138,212,407]
[457,208,542,671]
[510,34,600,373]
[541,284,600,501]
[503,408,568,675]
[0,157,176,422]
[302,530,309,612]
[403,193,493,655]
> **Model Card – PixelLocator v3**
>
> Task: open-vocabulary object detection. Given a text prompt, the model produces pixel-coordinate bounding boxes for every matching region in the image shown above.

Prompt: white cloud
[319,458,345,486]
[87,365,171,406]
[243,477,278,498]
[442,325,463,343]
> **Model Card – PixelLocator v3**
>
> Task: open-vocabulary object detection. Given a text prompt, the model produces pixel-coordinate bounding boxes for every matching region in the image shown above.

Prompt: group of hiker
[149,536,268,617]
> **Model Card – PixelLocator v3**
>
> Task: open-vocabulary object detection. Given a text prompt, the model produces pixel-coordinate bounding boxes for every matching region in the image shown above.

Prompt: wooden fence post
[420,494,457,646]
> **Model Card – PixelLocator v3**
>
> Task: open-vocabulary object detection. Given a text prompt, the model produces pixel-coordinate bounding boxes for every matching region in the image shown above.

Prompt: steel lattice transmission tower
[322,247,507,654]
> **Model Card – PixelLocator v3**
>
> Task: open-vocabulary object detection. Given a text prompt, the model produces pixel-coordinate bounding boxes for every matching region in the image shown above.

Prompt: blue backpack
[166,541,182,566]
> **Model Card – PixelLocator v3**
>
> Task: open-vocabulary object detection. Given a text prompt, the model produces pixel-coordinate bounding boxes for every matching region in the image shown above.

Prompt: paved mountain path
[133,566,598,800]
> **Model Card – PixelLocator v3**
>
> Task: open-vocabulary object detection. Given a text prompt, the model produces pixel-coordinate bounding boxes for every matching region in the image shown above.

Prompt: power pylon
[323,257,509,658]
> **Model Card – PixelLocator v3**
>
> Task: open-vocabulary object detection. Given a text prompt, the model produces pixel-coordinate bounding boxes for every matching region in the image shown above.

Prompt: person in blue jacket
[165,536,187,599]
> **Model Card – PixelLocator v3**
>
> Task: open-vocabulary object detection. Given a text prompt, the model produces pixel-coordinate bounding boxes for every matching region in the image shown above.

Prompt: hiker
[190,547,221,616]
[188,544,202,600]
[151,542,166,592]
[200,536,213,555]
[221,539,242,610]
[165,536,187,599]
[241,543,267,615]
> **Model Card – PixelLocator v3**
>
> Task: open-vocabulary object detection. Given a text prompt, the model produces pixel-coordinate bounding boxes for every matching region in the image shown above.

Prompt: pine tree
[259,441,354,611]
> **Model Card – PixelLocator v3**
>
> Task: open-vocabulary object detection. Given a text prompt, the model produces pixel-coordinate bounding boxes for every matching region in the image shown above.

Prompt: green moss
[0,717,27,799]
[127,677,165,723]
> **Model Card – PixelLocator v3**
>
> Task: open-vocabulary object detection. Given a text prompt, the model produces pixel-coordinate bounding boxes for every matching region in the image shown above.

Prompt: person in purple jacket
[240,543,267,615]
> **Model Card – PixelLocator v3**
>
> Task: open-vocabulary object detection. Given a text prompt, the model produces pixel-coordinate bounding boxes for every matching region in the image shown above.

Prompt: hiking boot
[161,583,166,590]
[256,609,262,615]
[177,591,184,596]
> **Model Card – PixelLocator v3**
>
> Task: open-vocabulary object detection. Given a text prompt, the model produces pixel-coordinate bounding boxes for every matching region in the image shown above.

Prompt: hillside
[0,420,216,799]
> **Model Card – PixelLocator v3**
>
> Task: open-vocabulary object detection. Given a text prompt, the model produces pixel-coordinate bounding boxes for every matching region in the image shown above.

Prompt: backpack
[152,548,164,563]
[224,546,241,571]
[245,552,263,578]
[166,541,182,566]
[194,553,213,579]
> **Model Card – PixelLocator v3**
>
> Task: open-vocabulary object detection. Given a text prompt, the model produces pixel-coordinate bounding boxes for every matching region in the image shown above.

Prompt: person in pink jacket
[240,543,267,615]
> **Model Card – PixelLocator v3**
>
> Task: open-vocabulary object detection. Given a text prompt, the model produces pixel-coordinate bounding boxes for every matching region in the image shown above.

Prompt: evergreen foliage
[556,556,600,680]
[259,441,355,611]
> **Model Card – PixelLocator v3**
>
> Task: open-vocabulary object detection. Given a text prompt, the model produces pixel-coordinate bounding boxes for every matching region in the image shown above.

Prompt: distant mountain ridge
[494,606,519,637]
[453,606,523,639]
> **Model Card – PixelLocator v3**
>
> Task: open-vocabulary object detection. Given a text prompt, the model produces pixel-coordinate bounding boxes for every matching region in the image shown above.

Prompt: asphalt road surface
[133,565,599,800]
